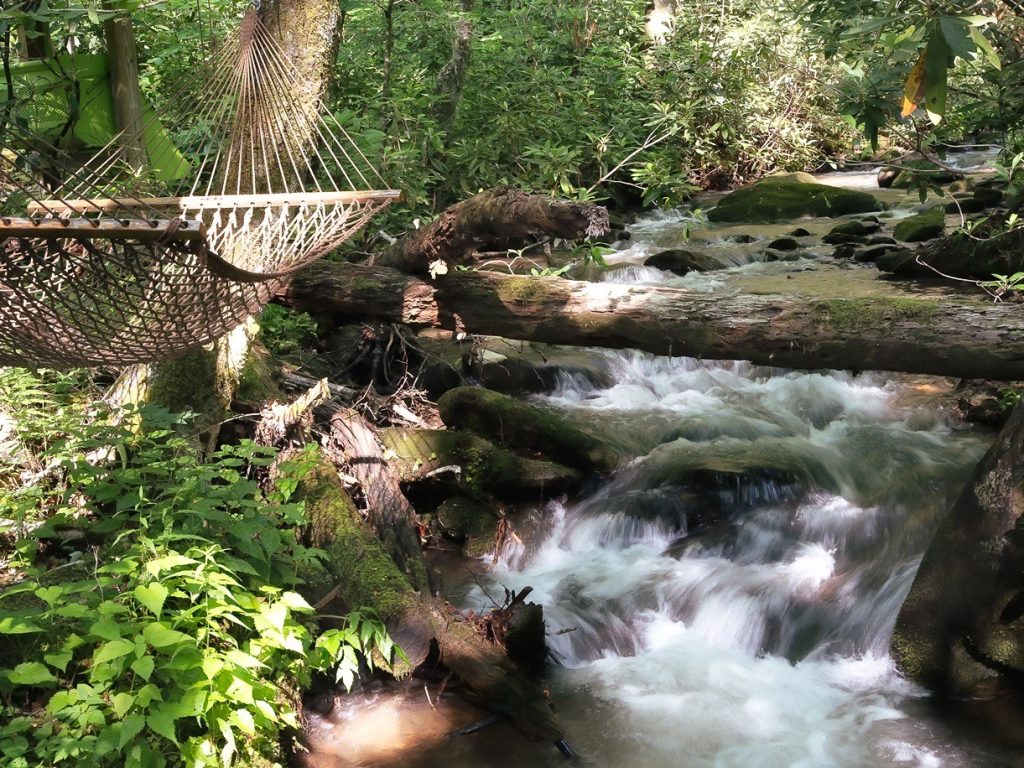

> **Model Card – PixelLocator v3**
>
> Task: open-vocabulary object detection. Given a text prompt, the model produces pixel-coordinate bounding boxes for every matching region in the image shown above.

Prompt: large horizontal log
[282,262,1024,381]
[370,185,609,273]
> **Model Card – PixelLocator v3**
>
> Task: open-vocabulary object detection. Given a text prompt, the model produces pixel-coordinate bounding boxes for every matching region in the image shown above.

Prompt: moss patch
[708,177,883,223]
[497,277,550,305]
[815,297,938,331]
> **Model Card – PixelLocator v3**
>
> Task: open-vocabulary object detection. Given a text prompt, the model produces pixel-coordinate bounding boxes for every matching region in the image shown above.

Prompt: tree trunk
[433,17,473,139]
[103,4,148,169]
[282,262,1024,381]
[892,400,1024,692]
[259,0,341,106]
[370,186,609,273]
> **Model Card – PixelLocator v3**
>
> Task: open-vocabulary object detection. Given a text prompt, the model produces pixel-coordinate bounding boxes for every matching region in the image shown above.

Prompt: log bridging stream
[283,261,1024,381]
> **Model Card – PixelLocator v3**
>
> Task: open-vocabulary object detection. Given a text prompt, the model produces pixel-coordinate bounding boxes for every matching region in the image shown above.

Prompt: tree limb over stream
[283,261,1024,381]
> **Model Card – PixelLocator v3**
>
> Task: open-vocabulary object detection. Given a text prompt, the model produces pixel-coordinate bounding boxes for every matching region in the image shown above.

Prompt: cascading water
[310,160,1019,768]
[429,351,994,768]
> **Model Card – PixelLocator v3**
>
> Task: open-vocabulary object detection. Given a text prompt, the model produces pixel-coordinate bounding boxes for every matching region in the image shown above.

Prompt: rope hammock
[0,9,398,369]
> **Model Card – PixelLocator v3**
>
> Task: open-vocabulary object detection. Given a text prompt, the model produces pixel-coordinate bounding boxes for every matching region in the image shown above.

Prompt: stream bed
[308,155,1024,768]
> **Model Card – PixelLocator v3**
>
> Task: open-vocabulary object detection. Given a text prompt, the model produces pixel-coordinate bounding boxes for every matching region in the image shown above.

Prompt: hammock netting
[0,9,397,369]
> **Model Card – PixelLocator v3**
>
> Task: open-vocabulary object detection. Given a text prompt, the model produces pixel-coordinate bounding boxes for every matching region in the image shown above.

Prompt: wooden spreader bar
[26,189,403,216]
[0,217,207,243]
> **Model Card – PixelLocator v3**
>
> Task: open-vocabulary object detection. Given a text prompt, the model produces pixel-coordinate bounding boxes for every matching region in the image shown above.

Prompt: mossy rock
[437,387,617,473]
[854,244,902,263]
[826,219,879,238]
[945,197,987,215]
[435,494,502,557]
[379,427,582,499]
[878,226,1024,279]
[644,248,722,274]
[892,208,945,243]
[708,177,884,223]
[973,186,1004,207]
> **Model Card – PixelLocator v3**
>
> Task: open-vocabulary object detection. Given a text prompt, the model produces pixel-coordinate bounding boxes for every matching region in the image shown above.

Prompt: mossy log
[378,427,582,499]
[892,400,1024,692]
[437,387,617,473]
[282,262,1024,381]
[370,185,609,274]
[297,462,561,740]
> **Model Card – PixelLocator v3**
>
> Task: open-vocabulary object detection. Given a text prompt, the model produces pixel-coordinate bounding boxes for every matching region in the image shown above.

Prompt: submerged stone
[767,237,803,251]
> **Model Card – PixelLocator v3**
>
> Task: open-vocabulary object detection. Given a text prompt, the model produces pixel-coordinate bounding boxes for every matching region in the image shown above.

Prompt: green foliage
[258,304,319,358]
[0,370,398,768]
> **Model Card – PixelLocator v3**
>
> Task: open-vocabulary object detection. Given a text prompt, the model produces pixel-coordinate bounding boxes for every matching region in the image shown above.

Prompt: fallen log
[370,185,609,273]
[282,262,1024,381]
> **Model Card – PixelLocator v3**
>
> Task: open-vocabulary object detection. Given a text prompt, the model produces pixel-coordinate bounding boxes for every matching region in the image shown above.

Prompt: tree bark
[322,407,432,592]
[892,400,1024,692]
[433,17,473,138]
[282,261,1024,381]
[103,4,148,169]
[370,186,610,273]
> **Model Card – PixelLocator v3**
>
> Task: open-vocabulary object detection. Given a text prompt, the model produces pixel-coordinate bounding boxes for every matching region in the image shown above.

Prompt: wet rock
[438,386,617,473]
[762,250,804,262]
[708,176,884,223]
[435,494,501,557]
[727,234,759,244]
[644,248,722,275]
[822,232,869,245]
[973,186,1004,207]
[893,208,945,243]
[877,226,1024,279]
[831,244,858,260]
[827,219,880,237]
[866,235,897,245]
[787,227,812,237]
[854,244,902,263]
[945,197,987,214]
[884,157,964,189]
[766,237,803,251]
[877,166,901,188]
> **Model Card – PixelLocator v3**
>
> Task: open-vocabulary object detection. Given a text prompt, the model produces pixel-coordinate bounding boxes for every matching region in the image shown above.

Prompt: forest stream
[304,154,1024,768]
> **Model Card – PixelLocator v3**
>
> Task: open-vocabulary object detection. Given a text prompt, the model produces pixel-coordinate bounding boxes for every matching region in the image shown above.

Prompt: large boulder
[708,176,884,223]
[892,402,1024,692]
[644,248,722,274]
[892,208,945,243]
[437,386,617,473]
[878,158,964,189]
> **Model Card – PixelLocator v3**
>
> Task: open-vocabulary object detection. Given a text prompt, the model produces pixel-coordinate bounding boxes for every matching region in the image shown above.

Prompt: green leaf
[923,29,950,125]
[130,655,155,681]
[142,622,190,649]
[113,692,136,718]
[33,586,63,606]
[969,27,1000,70]
[89,615,123,642]
[232,708,256,737]
[147,707,179,744]
[938,17,976,61]
[7,662,57,685]
[145,554,197,576]
[0,616,44,635]
[94,638,135,664]
[43,651,72,672]
[119,713,146,749]
[133,584,169,618]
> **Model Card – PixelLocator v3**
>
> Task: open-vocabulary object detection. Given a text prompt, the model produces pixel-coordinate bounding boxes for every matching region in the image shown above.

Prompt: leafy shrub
[0,372,397,768]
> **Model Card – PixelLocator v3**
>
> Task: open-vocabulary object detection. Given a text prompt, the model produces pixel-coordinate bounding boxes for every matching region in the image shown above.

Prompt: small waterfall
[455,350,990,767]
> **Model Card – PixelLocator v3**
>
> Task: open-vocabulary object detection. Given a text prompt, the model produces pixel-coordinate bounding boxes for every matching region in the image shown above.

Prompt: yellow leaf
[902,51,927,118]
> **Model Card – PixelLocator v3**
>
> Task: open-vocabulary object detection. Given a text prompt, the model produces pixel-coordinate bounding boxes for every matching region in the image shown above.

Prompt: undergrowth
[0,368,397,768]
